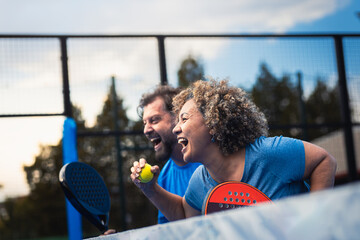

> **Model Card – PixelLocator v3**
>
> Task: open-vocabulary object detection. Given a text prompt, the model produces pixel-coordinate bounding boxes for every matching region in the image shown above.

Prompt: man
[137,85,201,224]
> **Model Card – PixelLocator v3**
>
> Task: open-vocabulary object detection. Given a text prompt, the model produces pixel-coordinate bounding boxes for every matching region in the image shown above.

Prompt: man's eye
[151,117,161,124]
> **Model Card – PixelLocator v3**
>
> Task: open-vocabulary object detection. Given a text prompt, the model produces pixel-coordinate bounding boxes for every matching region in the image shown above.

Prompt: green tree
[177,55,204,87]
[251,62,342,141]
[305,78,341,140]
[0,105,87,239]
[251,63,300,138]
[76,79,157,235]
[1,78,158,239]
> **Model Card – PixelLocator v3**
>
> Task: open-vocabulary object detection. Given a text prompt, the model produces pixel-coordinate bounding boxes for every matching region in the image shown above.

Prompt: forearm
[142,183,186,221]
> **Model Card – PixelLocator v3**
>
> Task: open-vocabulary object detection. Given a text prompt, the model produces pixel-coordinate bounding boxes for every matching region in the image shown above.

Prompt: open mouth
[150,137,162,149]
[177,137,188,148]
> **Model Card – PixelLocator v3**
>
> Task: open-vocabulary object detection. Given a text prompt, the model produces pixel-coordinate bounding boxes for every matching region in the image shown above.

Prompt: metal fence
[0,33,359,183]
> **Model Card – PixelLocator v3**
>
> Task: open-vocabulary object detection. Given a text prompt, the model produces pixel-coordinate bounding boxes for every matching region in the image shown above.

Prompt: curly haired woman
[130,79,337,221]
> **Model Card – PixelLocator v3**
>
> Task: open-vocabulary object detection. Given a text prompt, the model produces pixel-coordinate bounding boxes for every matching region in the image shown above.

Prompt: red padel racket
[202,181,272,215]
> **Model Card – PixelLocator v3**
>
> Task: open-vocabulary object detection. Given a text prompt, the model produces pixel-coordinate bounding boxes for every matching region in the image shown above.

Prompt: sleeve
[184,166,205,212]
[266,136,305,183]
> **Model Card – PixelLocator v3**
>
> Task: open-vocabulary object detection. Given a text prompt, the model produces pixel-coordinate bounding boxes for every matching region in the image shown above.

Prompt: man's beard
[155,138,174,162]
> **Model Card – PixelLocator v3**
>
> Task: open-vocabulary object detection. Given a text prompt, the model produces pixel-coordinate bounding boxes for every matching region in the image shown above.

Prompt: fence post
[296,71,308,141]
[111,76,127,231]
[334,35,358,181]
[63,118,82,240]
[60,37,72,118]
[157,36,168,85]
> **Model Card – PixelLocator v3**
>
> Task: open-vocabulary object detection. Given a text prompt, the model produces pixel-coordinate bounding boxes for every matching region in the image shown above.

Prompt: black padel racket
[202,181,272,215]
[59,162,111,232]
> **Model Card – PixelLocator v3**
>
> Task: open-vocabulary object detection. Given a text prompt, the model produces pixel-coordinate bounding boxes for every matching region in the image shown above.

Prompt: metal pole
[334,36,358,181]
[62,118,82,240]
[157,36,168,85]
[111,76,127,230]
[296,71,308,141]
[60,37,72,118]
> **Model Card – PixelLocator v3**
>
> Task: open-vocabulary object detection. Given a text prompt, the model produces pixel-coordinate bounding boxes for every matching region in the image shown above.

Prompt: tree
[251,63,300,138]
[251,62,342,141]
[177,55,204,87]
[1,78,158,239]
[305,78,341,140]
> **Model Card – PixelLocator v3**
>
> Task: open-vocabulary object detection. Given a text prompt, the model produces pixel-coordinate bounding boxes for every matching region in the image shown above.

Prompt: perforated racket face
[203,182,271,215]
[61,162,110,213]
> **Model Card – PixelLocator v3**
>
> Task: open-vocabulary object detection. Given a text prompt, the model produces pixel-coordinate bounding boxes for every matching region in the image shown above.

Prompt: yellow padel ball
[139,163,154,183]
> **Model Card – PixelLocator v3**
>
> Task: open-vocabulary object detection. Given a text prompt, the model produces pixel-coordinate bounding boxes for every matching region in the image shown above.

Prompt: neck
[205,148,246,183]
[171,144,188,167]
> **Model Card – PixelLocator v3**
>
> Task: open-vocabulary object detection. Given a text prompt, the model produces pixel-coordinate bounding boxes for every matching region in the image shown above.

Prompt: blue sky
[0,0,359,200]
[290,0,359,33]
[0,0,359,34]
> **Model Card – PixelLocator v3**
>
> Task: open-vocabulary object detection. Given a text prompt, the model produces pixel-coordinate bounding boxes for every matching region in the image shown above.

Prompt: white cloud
[0,0,349,34]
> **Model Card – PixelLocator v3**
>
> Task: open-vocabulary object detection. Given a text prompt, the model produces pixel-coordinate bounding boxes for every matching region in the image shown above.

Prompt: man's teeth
[151,138,161,146]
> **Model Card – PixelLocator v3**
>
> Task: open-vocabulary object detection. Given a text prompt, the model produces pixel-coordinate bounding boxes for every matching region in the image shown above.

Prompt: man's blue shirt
[157,159,201,223]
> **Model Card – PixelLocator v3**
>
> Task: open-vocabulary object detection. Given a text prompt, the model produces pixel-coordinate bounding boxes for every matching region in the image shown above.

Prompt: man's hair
[173,79,268,156]
[137,84,181,118]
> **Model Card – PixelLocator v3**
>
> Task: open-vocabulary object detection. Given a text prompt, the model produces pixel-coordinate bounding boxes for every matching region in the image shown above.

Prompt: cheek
[191,126,211,147]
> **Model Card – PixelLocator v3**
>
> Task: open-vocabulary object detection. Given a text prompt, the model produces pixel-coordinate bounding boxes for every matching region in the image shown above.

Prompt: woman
[131,79,337,221]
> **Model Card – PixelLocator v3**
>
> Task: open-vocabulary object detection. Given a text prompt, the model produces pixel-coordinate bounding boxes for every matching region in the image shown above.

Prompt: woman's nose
[172,123,181,135]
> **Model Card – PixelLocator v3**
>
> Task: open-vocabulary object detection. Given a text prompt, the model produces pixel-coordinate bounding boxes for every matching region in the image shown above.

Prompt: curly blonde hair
[173,79,268,155]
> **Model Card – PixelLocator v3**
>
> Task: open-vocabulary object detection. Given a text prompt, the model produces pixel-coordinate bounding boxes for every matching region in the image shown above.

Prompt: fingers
[139,158,147,167]
[130,158,159,185]
[102,229,116,235]
[130,158,147,184]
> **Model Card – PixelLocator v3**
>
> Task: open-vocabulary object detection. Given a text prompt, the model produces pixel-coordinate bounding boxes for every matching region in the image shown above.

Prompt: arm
[131,158,199,221]
[182,197,201,218]
[302,141,337,191]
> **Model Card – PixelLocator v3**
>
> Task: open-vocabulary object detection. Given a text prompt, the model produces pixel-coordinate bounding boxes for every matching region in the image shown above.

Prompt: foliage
[0,78,157,239]
[305,77,341,140]
[177,55,204,87]
[251,63,301,138]
[251,63,341,140]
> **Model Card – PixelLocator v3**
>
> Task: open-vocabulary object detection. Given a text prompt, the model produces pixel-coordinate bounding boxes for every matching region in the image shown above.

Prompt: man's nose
[144,124,153,135]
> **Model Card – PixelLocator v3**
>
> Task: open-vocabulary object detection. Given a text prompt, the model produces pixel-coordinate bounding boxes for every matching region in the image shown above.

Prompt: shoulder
[250,136,303,154]
[187,165,208,187]
[247,136,306,182]
[246,136,305,173]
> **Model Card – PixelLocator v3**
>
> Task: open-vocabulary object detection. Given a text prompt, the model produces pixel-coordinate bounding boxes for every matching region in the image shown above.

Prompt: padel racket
[202,181,272,215]
[59,162,111,232]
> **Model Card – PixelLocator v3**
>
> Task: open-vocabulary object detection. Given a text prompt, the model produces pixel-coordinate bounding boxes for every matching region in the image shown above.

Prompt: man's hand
[130,158,160,193]
[102,229,116,235]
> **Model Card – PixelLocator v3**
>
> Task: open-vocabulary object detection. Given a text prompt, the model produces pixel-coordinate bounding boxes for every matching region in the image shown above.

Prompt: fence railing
[0,33,359,182]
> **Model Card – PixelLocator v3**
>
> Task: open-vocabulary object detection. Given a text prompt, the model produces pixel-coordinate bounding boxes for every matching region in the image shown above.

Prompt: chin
[156,150,171,162]
[183,155,193,163]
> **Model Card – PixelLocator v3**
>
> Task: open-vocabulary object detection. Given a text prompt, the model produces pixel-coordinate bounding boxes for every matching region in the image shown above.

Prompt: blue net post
[62,118,82,240]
